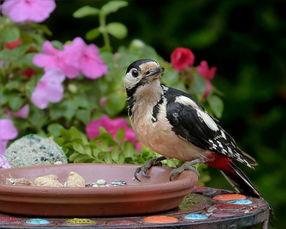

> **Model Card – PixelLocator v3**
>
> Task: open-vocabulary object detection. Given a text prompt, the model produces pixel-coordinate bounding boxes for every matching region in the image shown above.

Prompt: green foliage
[73,6,99,18]
[73,1,128,49]
[55,126,157,165]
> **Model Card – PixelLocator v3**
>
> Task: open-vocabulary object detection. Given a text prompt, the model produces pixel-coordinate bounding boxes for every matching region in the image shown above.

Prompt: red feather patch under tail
[206,154,260,198]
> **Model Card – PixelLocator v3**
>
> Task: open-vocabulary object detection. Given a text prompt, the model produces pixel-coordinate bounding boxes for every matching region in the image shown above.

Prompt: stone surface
[4,134,67,167]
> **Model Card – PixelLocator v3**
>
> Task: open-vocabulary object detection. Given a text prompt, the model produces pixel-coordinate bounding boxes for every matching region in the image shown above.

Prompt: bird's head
[124,59,164,95]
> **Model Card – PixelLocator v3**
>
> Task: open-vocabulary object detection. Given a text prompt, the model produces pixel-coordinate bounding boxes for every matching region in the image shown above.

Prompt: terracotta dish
[0,163,198,217]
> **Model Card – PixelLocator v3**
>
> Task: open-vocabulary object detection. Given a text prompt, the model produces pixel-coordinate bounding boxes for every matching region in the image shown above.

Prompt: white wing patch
[175,95,218,132]
[175,96,200,109]
[196,109,219,131]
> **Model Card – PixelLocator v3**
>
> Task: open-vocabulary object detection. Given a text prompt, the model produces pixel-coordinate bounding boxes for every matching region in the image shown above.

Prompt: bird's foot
[169,159,203,181]
[134,156,167,181]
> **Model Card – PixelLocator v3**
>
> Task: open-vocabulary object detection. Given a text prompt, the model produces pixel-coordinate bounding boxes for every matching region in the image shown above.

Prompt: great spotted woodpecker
[124,59,260,197]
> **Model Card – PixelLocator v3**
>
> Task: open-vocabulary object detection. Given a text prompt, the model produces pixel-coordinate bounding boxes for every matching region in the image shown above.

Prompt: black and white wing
[164,87,256,168]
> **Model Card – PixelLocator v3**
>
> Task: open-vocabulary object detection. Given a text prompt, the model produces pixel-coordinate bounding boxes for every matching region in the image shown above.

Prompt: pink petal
[124,128,136,143]
[86,120,101,139]
[33,41,60,69]
[196,60,217,80]
[79,44,108,79]
[5,104,30,119]
[31,68,65,109]
[61,37,85,78]
[0,119,18,141]
[0,141,8,155]
[135,142,142,152]
[42,41,59,55]
[202,79,212,99]
[2,0,56,23]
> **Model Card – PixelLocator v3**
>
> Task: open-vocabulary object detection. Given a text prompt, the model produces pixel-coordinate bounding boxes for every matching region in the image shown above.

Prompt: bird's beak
[145,67,164,78]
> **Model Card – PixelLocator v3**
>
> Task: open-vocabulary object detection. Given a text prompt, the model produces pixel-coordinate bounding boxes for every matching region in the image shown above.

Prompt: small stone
[66,171,85,187]
[111,180,127,186]
[54,161,63,165]
[96,179,107,185]
[6,178,32,186]
[34,175,63,187]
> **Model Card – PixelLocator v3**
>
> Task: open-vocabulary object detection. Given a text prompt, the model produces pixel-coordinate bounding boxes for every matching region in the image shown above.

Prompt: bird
[124,58,260,198]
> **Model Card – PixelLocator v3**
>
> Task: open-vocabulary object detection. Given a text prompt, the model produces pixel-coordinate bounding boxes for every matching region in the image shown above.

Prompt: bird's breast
[130,100,204,161]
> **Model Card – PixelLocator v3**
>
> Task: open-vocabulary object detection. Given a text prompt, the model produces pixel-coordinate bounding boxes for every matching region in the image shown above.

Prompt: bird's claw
[169,162,200,181]
[133,156,167,182]
[134,165,150,181]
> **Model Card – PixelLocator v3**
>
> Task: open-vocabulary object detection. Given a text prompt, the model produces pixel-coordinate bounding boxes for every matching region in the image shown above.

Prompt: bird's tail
[220,161,260,198]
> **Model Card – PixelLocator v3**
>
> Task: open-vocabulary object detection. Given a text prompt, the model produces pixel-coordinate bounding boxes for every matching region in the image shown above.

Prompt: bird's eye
[131,69,138,77]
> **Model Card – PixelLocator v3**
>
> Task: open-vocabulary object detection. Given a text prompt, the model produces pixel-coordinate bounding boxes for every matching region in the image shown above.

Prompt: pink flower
[79,42,108,79]
[33,37,108,79]
[4,104,30,119]
[63,37,108,79]
[0,119,18,155]
[31,68,65,109]
[171,48,195,71]
[33,41,80,78]
[196,60,217,80]
[2,0,56,23]
[196,60,217,98]
[86,115,140,150]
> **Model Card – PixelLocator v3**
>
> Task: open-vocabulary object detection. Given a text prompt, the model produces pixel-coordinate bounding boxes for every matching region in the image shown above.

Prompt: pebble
[84,179,128,188]
[96,179,107,185]
[111,180,127,186]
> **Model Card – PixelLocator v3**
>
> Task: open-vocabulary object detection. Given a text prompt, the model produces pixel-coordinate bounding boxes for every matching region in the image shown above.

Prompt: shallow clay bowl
[0,163,198,217]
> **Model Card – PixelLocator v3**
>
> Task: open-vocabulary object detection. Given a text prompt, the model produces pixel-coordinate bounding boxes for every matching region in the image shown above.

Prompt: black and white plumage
[124,59,260,197]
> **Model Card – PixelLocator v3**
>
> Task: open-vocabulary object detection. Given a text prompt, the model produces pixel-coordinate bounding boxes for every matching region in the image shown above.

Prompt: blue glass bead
[229,199,252,205]
[184,214,208,220]
[26,219,50,225]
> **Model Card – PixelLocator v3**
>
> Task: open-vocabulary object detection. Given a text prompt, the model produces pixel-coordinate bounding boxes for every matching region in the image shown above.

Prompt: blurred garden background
[0,0,285,227]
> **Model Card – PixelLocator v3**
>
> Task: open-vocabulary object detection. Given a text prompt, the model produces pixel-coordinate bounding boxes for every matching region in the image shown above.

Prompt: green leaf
[8,95,23,111]
[207,95,224,118]
[85,28,100,40]
[76,109,90,125]
[0,44,30,62]
[47,123,64,137]
[106,22,127,39]
[73,6,99,18]
[192,73,206,98]
[50,100,78,120]
[69,152,80,162]
[101,1,128,15]
[116,128,125,143]
[0,26,20,42]
[73,154,92,163]
[105,92,126,116]
[33,24,52,36]
[72,142,86,154]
